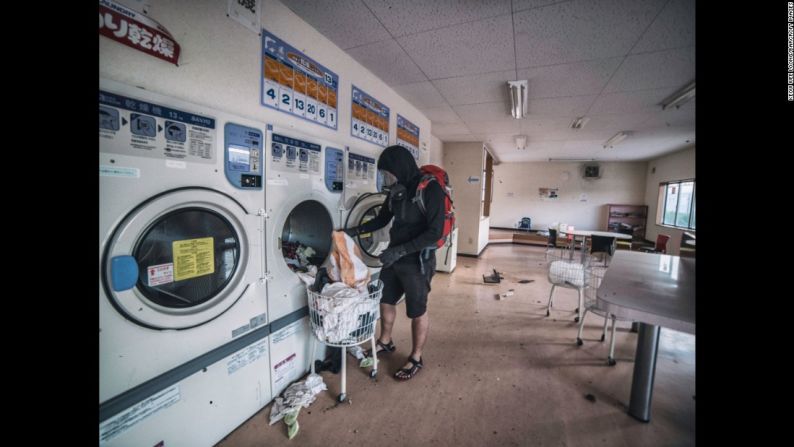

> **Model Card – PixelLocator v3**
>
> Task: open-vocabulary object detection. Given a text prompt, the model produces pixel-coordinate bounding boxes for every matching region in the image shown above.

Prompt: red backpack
[414,165,456,249]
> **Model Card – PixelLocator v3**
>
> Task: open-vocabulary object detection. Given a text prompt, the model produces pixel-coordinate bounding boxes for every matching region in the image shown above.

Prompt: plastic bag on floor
[269,373,327,426]
[326,231,370,290]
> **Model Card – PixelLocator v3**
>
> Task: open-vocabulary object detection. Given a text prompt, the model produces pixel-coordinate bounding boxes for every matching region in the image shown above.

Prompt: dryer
[341,147,390,274]
[99,79,270,405]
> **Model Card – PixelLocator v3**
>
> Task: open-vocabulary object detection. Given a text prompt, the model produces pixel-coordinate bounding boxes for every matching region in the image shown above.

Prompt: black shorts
[379,254,436,319]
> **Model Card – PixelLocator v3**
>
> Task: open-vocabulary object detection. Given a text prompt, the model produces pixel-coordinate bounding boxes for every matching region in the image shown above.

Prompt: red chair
[642,234,670,254]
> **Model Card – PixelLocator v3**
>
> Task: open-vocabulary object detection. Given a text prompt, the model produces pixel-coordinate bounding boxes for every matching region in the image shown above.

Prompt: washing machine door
[345,193,390,267]
[101,187,261,329]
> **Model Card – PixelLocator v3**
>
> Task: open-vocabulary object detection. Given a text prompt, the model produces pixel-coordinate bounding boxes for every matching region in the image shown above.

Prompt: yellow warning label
[172,237,215,281]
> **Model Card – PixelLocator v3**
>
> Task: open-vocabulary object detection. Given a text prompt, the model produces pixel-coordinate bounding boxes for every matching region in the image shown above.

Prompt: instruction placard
[99,90,215,164]
[351,86,390,147]
[396,115,420,161]
[227,339,268,375]
[348,152,376,182]
[172,237,215,281]
[270,133,321,174]
[262,29,339,129]
[146,263,174,286]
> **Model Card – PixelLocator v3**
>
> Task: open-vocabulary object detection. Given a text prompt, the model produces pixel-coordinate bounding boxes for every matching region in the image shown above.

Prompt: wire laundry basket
[307,280,383,402]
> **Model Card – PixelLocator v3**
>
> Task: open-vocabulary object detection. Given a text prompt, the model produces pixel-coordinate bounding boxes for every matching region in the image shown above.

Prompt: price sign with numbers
[396,114,421,161]
[261,29,339,130]
[351,86,389,147]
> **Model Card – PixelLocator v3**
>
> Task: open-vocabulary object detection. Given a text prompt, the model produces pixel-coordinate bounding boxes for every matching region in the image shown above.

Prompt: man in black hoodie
[346,145,445,381]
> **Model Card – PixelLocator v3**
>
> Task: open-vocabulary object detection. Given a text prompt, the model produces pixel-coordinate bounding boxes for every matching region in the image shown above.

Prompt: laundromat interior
[99,0,696,445]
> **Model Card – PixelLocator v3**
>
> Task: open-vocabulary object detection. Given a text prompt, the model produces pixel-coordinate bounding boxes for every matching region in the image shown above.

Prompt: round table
[557,229,632,263]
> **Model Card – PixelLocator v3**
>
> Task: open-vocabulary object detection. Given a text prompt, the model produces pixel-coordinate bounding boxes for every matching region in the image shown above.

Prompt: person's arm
[400,181,445,254]
[354,199,394,234]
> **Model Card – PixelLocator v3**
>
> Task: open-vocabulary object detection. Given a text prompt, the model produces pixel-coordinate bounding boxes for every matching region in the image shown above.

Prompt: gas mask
[377,169,398,193]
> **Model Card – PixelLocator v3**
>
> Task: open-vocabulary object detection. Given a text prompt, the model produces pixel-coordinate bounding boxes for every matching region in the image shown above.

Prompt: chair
[546,260,586,323]
[641,234,670,254]
[545,228,562,260]
[517,217,532,232]
[589,235,616,266]
[575,263,629,366]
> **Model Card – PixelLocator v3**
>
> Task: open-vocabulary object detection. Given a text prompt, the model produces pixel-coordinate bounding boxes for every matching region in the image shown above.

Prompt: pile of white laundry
[311,282,375,344]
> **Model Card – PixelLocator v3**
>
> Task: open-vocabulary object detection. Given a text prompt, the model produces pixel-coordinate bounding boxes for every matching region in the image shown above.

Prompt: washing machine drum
[346,194,390,267]
[280,200,334,269]
[102,188,256,329]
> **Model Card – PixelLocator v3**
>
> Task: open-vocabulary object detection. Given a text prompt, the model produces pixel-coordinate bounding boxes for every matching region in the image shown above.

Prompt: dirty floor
[217,244,695,446]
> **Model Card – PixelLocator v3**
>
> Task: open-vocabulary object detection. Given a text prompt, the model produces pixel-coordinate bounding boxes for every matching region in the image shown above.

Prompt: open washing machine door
[343,192,390,268]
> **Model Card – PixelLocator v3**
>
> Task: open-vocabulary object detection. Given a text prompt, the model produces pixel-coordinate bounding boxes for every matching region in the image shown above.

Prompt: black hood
[377,145,420,184]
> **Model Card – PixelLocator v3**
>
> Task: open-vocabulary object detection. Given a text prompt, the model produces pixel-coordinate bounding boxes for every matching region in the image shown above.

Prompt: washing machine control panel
[224,123,263,189]
[270,133,321,174]
[347,152,377,186]
[324,147,344,192]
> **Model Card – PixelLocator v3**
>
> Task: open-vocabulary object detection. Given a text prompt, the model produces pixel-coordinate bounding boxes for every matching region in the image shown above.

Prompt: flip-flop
[394,356,423,380]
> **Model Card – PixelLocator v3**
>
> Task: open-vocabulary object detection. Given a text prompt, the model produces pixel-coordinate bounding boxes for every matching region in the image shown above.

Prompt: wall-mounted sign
[262,29,339,129]
[99,0,180,65]
[539,188,559,200]
[351,86,390,147]
[467,176,480,184]
[227,0,262,34]
[396,114,420,161]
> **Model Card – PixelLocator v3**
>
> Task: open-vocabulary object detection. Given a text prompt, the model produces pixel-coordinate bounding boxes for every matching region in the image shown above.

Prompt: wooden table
[596,251,695,422]
[558,229,633,263]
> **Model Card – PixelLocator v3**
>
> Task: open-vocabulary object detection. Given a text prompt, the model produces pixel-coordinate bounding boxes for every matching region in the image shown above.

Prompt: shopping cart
[307,280,383,403]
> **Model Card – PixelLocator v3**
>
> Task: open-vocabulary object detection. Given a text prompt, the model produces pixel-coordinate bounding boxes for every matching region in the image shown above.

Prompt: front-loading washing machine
[341,147,390,275]
[99,79,271,414]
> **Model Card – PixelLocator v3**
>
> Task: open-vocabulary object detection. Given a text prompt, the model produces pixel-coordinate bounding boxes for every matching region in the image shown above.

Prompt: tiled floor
[217,244,695,446]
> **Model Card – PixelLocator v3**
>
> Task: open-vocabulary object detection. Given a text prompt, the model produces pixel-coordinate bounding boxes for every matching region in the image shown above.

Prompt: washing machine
[99,336,271,447]
[263,125,346,322]
[341,147,390,275]
[99,78,270,406]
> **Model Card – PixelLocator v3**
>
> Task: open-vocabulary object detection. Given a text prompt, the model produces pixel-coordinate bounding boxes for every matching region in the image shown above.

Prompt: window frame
[658,179,696,230]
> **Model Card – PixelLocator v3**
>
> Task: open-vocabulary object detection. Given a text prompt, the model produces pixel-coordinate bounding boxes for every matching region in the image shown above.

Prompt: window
[657,180,695,230]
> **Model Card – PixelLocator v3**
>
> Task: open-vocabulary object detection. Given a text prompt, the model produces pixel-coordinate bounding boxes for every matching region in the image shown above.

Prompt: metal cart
[307,280,383,402]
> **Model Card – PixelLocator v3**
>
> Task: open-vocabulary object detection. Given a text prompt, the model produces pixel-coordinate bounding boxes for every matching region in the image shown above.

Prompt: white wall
[490,162,647,231]
[100,0,431,161]
[443,142,486,255]
[644,146,696,254]
[429,135,445,167]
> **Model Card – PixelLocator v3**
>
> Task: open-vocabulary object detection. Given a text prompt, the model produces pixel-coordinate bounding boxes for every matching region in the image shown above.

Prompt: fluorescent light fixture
[659,81,695,110]
[507,80,528,119]
[603,131,630,149]
[514,135,527,150]
[570,116,590,129]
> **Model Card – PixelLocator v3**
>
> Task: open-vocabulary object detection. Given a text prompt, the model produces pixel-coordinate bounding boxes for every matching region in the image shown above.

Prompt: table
[558,229,632,263]
[596,251,695,422]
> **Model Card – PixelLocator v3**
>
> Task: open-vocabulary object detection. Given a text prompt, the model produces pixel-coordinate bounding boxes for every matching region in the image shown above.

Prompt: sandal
[394,356,423,381]
[366,339,395,357]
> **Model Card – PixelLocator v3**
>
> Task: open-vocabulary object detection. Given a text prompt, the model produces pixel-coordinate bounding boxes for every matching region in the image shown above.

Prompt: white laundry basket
[307,280,383,402]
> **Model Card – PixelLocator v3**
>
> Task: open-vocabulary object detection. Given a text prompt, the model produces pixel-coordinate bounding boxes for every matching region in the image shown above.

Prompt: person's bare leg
[396,313,429,378]
[378,303,396,345]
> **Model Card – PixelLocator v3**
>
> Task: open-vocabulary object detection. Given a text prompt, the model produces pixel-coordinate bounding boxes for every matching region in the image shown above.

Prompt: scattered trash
[585,394,597,403]
[497,290,514,300]
[518,279,534,284]
[483,268,504,284]
[270,373,327,439]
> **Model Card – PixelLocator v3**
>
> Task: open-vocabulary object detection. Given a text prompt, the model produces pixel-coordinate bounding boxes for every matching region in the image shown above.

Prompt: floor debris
[585,394,597,403]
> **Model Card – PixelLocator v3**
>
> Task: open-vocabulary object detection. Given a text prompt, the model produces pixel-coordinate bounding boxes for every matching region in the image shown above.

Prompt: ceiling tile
[282,0,392,49]
[631,0,696,54]
[391,81,448,109]
[432,122,472,135]
[517,58,622,98]
[420,105,463,124]
[512,0,569,12]
[453,101,513,123]
[436,133,480,142]
[529,95,597,116]
[346,39,428,85]
[363,0,511,37]
[398,15,516,79]
[636,99,695,129]
[604,47,695,93]
[589,88,677,115]
[432,70,516,106]
[513,0,666,67]
[465,120,521,134]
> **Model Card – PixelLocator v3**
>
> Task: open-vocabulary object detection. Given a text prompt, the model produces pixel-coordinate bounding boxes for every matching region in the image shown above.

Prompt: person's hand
[379,245,407,269]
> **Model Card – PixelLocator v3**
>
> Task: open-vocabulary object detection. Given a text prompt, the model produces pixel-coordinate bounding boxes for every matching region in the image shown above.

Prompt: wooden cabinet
[605,204,648,242]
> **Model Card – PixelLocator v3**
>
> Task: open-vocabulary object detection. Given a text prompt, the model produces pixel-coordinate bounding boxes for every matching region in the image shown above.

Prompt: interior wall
[100,0,432,162]
[644,146,696,254]
[443,142,485,255]
[429,134,445,167]
[490,161,648,231]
